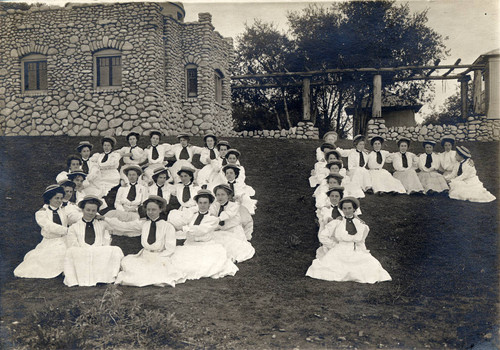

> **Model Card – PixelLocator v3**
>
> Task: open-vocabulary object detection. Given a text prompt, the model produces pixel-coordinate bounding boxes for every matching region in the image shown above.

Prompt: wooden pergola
[231,60,487,130]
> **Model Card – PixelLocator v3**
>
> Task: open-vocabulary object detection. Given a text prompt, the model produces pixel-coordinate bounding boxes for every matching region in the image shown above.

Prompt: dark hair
[204,136,217,147]
[178,170,194,180]
[67,155,82,168]
[223,166,240,179]
[214,186,233,196]
[43,188,65,204]
[152,170,169,183]
[196,194,215,204]
[144,198,165,210]
[82,199,101,208]
[329,188,344,199]
[340,198,358,210]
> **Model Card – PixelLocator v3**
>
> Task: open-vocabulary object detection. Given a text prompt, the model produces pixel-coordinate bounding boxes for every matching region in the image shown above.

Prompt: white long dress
[366,151,406,194]
[91,152,121,196]
[306,217,391,283]
[116,145,146,184]
[391,152,424,194]
[63,219,124,287]
[14,205,69,278]
[170,212,239,280]
[439,150,457,177]
[110,219,186,287]
[417,153,449,193]
[209,201,255,263]
[347,149,372,191]
[445,160,496,203]
[197,147,220,186]
[167,144,204,183]
[143,143,172,183]
[105,183,148,221]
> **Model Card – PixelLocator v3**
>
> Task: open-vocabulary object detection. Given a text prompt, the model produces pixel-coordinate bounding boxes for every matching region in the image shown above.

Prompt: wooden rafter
[442,59,461,77]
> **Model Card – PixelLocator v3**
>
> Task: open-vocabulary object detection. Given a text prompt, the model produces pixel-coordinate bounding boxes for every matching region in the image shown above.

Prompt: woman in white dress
[116,132,146,185]
[391,138,424,195]
[91,136,121,197]
[68,171,88,204]
[209,184,255,263]
[56,155,83,183]
[170,189,239,280]
[196,134,220,187]
[439,135,457,177]
[314,173,343,209]
[311,149,342,187]
[445,146,496,203]
[168,133,203,183]
[63,196,124,287]
[347,135,373,194]
[14,185,69,278]
[59,179,82,225]
[143,130,172,185]
[76,141,93,175]
[148,167,173,204]
[366,136,406,195]
[170,166,201,210]
[106,165,148,222]
[309,143,336,187]
[76,141,101,196]
[417,140,449,194]
[106,195,185,287]
[306,197,391,284]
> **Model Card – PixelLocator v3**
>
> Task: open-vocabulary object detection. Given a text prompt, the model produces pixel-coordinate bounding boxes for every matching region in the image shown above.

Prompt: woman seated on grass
[56,155,83,183]
[309,143,336,187]
[116,132,146,185]
[14,185,69,279]
[90,136,122,198]
[391,138,424,195]
[306,197,391,284]
[64,196,124,287]
[168,133,204,184]
[445,146,496,203]
[197,134,220,187]
[347,135,373,194]
[438,135,458,177]
[209,184,255,263]
[417,140,449,195]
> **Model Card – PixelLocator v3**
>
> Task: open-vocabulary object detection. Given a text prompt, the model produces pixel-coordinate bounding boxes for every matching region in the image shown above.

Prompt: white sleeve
[35,210,68,238]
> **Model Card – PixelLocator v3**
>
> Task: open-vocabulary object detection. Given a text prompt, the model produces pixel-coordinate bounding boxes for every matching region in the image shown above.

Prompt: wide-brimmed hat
[326,160,343,169]
[78,195,103,209]
[177,166,196,176]
[123,164,142,176]
[213,184,233,195]
[456,145,472,159]
[176,133,191,140]
[353,135,365,145]
[440,135,456,146]
[152,167,170,179]
[203,134,218,143]
[326,185,345,197]
[324,150,342,160]
[101,136,117,147]
[149,129,162,138]
[422,140,436,147]
[320,143,336,152]
[76,141,93,152]
[339,196,360,210]
[397,137,411,147]
[143,195,168,209]
[370,136,384,146]
[216,140,230,150]
[323,131,338,141]
[225,149,241,158]
[193,189,215,202]
[325,173,344,182]
[67,171,87,180]
[126,131,140,141]
[58,179,76,188]
[222,164,240,174]
[43,184,65,197]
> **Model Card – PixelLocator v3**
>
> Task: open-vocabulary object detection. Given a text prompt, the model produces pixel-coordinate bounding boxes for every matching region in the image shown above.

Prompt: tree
[423,84,474,126]
[234,1,448,136]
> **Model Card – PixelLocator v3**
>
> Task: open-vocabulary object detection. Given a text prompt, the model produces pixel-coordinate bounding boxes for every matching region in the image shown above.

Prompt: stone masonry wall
[367,116,500,142]
[0,3,234,137]
[236,122,319,139]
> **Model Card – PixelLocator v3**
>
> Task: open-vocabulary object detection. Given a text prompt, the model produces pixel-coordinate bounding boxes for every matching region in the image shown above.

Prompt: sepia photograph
[0,0,498,348]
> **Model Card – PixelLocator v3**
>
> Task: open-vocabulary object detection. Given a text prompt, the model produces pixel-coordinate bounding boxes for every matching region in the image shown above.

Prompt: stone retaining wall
[235,122,319,139]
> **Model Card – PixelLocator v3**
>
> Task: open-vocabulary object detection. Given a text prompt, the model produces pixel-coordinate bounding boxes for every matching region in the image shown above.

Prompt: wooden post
[302,76,311,121]
[473,70,483,114]
[460,75,470,120]
[486,55,500,119]
[372,74,382,118]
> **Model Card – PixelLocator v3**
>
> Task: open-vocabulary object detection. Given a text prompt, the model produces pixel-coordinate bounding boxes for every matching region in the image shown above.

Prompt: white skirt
[63,246,124,287]
[348,168,372,191]
[369,169,406,194]
[14,237,67,279]
[116,249,185,287]
[213,226,255,263]
[306,242,391,284]
[417,171,449,193]
[449,176,496,203]
[393,169,424,194]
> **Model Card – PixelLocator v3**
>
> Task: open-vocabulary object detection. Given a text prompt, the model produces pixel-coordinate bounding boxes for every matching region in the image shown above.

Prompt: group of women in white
[14,131,257,287]
[306,130,495,283]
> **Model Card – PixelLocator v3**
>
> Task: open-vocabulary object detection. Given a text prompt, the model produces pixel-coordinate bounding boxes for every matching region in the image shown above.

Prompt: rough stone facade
[0,2,234,137]
[236,122,319,140]
[367,116,500,142]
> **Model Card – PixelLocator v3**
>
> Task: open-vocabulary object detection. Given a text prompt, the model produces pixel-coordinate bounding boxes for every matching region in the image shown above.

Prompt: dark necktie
[84,220,96,245]
[228,181,235,195]
[402,153,408,168]
[376,151,382,164]
[101,153,109,163]
[358,151,365,167]
[147,220,157,245]
[457,161,464,176]
[152,146,159,160]
[127,184,137,201]
[345,218,357,235]
[129,146,135,160]
[222,158,228,166]
[425,154,433,168]
[179,146,189,160]
[331,206,341,219]
[209,148,216,160]
[157,185,163,198]
[50,208,62,225]
[194,212,206,225]
[218,203,227,226]
[182,185,191,203]
[82,159,89,174]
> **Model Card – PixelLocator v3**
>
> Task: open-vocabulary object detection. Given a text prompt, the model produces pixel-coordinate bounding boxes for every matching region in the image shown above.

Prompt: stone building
[0,2,234,137]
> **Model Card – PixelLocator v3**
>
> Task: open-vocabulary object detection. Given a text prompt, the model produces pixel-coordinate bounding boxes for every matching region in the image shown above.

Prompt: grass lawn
[0,136,498,349]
